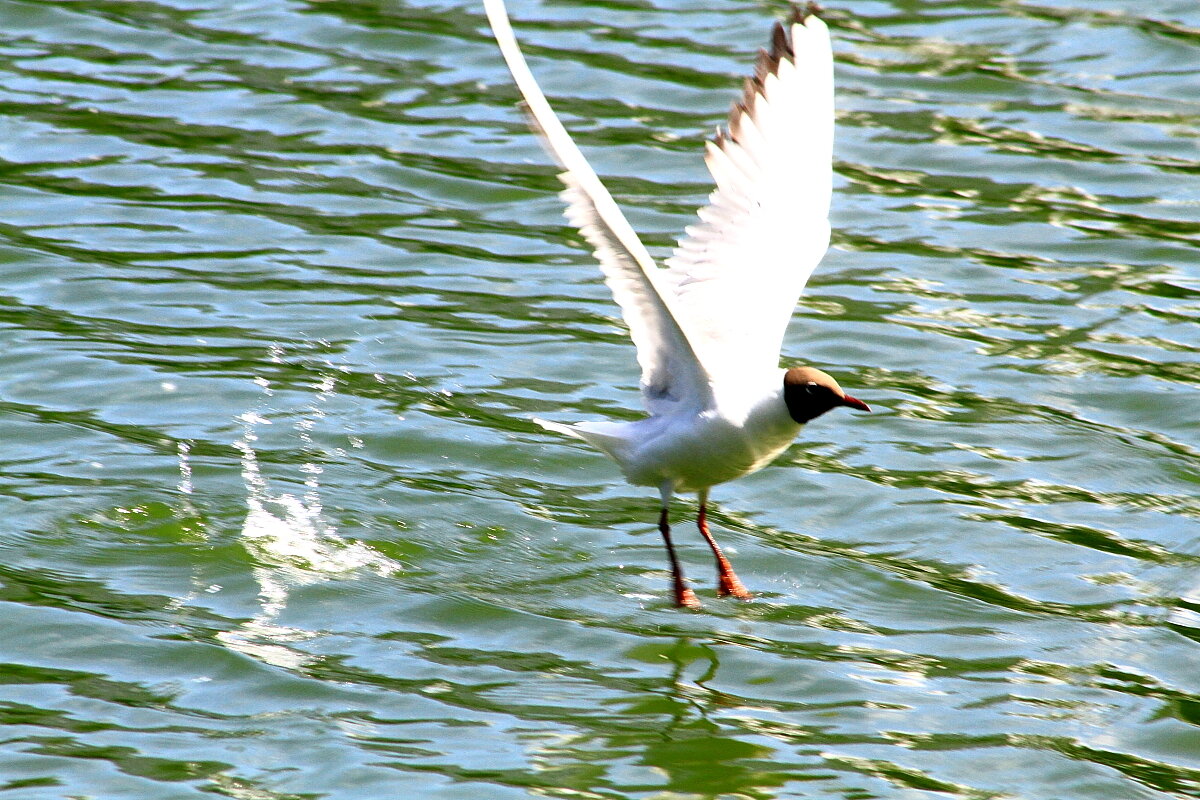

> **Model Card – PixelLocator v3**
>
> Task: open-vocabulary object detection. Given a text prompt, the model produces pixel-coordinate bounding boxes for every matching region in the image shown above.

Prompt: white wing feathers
[485,0,833,412]
[484,0,711,413]
[555,179,712,413]
[667,11,833,381]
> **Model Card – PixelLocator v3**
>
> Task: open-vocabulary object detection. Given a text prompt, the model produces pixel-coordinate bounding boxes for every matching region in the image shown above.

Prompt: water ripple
[0,0,1197,797]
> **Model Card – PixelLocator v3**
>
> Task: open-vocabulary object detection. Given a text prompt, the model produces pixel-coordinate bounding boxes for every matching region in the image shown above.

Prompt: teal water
[1,0,1198,797]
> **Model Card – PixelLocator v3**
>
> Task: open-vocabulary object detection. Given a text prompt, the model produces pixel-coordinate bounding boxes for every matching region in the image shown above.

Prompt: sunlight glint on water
[0,0,1195,797]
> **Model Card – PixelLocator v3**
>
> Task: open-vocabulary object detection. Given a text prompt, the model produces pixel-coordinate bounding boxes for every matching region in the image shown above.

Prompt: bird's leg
[697,492,752,600]
[658,487,699,608]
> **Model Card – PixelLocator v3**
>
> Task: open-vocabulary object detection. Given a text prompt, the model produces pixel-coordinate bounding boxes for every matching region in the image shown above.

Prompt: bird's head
[783,366,870,424]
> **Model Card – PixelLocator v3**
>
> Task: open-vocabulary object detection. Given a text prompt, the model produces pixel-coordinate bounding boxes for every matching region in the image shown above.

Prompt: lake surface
[0,0,1198,797]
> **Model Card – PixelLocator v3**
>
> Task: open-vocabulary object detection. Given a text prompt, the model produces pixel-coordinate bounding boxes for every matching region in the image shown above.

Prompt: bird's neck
[712,369,799,435]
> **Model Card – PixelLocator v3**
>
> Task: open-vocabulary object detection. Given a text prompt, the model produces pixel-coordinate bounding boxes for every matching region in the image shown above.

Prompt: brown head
[783,367,871,425]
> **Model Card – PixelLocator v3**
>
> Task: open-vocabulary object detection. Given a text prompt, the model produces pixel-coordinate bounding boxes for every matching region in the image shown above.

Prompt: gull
[484,0,870,607]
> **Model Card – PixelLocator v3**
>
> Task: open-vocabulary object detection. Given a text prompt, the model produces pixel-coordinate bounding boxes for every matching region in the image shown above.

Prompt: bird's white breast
[621,370,801,492]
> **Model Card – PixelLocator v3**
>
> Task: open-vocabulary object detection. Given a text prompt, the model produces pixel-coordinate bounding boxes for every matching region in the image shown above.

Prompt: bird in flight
[484,0,869,607]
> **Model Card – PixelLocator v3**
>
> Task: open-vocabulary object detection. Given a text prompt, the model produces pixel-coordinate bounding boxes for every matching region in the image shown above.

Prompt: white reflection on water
[214,377,397,669]
[176,440,193,496]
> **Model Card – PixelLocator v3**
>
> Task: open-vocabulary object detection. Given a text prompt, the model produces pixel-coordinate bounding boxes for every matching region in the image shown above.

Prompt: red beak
[841,394,871,412]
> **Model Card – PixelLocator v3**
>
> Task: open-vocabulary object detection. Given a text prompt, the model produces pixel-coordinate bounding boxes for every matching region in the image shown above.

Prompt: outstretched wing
[665,9,834,382]
[484,0,712,415]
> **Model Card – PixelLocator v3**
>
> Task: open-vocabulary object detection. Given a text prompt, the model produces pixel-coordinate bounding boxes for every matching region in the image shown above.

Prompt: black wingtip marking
[753,47,772,84]
[770,20,789,57]
[714,4,822,151]
[795,2,823,24]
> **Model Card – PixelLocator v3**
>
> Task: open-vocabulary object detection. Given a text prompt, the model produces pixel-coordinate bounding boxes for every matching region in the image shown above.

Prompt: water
[0,0,1197,796]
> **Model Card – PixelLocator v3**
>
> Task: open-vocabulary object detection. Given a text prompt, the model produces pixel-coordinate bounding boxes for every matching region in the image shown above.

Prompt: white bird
[485,0,869,607]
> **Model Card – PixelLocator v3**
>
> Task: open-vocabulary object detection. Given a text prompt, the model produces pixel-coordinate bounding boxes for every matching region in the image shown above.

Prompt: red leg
[697,497,751,600]
[658,506,700,608]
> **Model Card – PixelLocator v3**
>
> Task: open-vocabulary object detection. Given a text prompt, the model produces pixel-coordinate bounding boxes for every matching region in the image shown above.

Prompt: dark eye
[804,382,820,394]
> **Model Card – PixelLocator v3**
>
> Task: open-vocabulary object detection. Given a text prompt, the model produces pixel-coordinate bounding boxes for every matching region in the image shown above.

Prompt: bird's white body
[544,369,800,492]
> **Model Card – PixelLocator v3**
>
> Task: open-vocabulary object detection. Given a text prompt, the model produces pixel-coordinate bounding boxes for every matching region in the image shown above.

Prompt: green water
[0,0,1198,797]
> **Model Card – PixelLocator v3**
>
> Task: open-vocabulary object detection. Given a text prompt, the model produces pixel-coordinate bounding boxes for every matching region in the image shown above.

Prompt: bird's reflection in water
[562,638,797,799]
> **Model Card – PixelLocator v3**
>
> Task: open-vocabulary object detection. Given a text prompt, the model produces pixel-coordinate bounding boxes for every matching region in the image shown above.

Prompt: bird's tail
[532,417,582,440]
[533,418,632,464]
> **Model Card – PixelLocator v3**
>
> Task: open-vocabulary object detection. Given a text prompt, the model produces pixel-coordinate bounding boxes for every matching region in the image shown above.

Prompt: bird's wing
[484,0,712,415]
[664,8,834,382]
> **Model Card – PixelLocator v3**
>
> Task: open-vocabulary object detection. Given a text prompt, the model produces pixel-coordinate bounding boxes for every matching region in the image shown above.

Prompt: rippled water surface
[1,0,1198,797]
